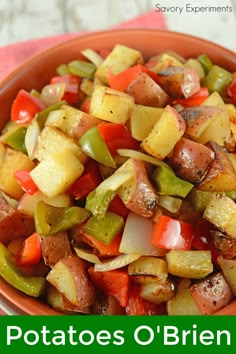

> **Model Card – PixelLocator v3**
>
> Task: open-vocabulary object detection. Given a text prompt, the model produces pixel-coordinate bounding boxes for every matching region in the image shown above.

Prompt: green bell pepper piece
[0,243,45,297]
[82,211,124,245]
[68,60,96,79]
[203,65,233,95]
[56,64,70,75]
[86,189,116,220]
[36,100,67,129]
[5,126,27,154]
[79,126,116,168]
[35,201,91,235]
[152,165,193,198]
[197,54,213,75]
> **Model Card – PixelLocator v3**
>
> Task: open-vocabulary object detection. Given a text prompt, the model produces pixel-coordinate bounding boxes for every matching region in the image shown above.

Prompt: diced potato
[30,149,84,198]
[126,72,169,108]
[166,250,213,279]
[189,272,233,315]
[40,231,72,267]
[0,142,6,166]
[46,255,95,308]
[149,53,184,73]
[203,194,236,239]
[128,256,168,283]
[218,257,236,295]
[0,148,35,200]
[89,85,135,124]
[34,126,86,163]
[80,78,94,96]
[212,231,236,259]
[46,104,100,140]
[47,285,90,314]
[198,141,236,191]
[140,280,176,304]
[141,105,186,159]
[167,279,201,315]
[226,104,236,122]
[129,104,163,141]
[96,44,143,84]
[198,92,231,146]
[185,59,205,81]
[180,106,223,140]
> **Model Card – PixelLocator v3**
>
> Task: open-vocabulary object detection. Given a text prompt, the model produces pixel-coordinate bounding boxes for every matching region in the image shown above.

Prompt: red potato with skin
[180,105,223,140]
[157,66,200,98]
[0,194,35,243]
[168,137,215,183]
[40,231,72,267]
[46,285,91,314]
[46,255,95,309]
[125,72,169,108]
[118,158,159,218]
[189,272,233,315]
[198,140,236,191]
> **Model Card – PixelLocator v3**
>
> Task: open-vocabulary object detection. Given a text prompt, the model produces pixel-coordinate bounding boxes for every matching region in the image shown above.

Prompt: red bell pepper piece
[50,75,81,104]
[108,195,129,220]
[69,160,102,200]
[17,232,42,266]
[88,267,130,307]
[192,217,220,264]
[108,64,159,92]
[125,283,167,315]
[97,123,139,155]
[14,169,39,195]
[80,232,122,257]
[151,215,193,250]
[172,87,209,108]
[11,89,46,124]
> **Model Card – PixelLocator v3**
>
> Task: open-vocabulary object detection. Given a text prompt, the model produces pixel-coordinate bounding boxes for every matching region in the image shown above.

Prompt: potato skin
[168,138,214,183]
[211,230,236,259]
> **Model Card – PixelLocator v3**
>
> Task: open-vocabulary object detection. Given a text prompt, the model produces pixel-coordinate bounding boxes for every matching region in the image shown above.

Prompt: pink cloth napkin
[0,10,167,81]
[0,9,167,316]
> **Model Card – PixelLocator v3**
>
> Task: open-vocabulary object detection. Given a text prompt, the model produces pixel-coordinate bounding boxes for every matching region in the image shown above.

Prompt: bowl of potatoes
[0,28,236,316]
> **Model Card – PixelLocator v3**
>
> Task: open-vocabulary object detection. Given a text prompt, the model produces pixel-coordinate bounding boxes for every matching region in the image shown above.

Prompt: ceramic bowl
[0,29,236,315]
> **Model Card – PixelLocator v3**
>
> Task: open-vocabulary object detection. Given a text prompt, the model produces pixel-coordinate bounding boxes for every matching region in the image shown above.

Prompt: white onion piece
[40,82,66,106]
[81,49,104,68]
[117,149,172,170]
[97,158,134,195]
[25,119,41,159]
[94,254,140,272]
[119,212,167,256]
[159,195,182,213]
[74,248,102,264]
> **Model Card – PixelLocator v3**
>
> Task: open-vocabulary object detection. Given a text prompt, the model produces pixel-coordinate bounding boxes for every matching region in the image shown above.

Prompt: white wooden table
[0,0,235,51]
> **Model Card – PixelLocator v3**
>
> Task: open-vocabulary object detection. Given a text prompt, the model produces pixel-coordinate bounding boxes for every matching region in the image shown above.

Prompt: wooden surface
[0,0,235,51]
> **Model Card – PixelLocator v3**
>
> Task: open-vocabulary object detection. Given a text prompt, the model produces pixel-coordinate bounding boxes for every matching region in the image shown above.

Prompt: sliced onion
[94,254,140,272]
[81,49,104,68]
[74,247,102,264]
[40,82,66,106]
[97,158,134,195]
[119,212,167,256]
[117,149,172,171]
[25,119,41,159]
[159,195,182,213]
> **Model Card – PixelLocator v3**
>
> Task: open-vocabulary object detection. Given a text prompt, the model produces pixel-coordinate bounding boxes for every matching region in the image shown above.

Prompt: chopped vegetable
[152,215,194,250]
